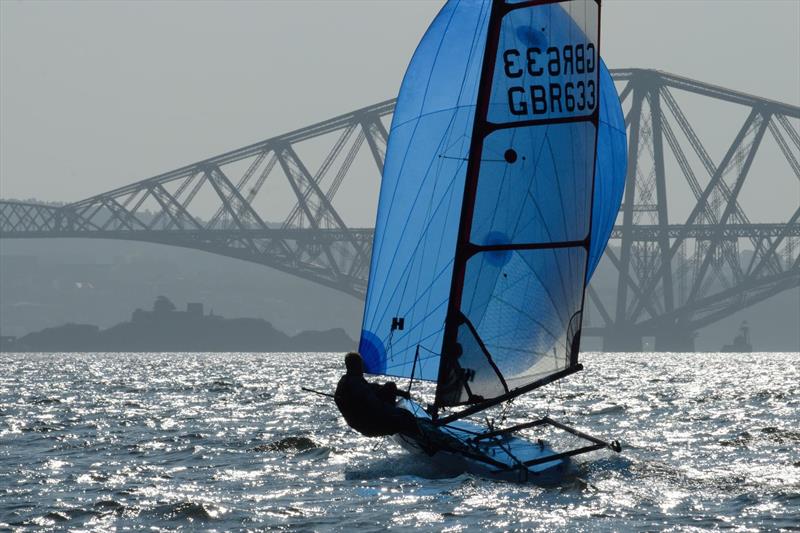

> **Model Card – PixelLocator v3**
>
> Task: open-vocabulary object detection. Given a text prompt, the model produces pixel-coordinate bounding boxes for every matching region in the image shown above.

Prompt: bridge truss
[1,69,798,350]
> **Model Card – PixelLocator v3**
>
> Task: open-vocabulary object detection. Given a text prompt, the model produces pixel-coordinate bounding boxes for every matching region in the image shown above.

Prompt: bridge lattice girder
[602,69,800,348]
[1,69,799,347]
[0,100,394,297]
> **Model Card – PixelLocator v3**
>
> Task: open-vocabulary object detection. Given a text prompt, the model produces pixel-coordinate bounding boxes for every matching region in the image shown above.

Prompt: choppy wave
[1,351,798,531]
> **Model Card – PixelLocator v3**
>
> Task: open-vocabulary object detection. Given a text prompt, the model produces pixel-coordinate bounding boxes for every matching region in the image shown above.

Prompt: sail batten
[359,0,625,409]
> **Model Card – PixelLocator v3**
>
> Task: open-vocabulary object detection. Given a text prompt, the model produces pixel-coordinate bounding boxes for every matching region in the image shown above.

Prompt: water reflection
[0,351,797,530]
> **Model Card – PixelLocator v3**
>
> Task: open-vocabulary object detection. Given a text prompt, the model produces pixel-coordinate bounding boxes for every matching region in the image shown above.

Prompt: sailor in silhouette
[334,352,421,437]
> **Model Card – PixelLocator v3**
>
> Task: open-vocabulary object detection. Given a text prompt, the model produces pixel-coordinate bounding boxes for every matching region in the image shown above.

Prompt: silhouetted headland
[0,296,355,353]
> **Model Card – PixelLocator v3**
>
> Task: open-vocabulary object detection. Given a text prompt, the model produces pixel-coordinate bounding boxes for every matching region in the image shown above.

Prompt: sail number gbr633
[501,43,596,117]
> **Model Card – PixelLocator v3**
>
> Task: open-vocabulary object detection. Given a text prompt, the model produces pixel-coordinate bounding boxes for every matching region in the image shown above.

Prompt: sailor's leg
[387,407,422,438]
[377,381,399,404]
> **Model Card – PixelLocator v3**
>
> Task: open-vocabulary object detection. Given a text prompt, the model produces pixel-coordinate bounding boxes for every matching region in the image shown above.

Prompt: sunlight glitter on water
[0,351,798,531]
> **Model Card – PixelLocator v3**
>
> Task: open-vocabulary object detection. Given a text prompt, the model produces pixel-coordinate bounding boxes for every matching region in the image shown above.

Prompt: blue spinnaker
[359,0,625,407]
[590,65,627,279]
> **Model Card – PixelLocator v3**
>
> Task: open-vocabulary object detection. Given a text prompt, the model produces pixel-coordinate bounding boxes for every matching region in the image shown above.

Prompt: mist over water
[1,352,797,531]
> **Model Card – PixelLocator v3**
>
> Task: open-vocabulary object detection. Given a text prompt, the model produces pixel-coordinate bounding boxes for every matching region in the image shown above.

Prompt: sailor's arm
[371,381,411,402]
[394,388,411,400]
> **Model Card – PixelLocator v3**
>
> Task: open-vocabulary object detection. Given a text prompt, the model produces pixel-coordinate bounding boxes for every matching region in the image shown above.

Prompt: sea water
[1,352,797,531]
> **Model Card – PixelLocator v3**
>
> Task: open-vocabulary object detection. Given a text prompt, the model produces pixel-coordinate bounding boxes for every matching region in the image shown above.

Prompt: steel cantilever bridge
[2,69,799,350]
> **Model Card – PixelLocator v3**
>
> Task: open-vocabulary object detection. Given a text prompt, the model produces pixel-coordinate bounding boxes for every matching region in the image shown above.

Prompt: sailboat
[358,0,627,482]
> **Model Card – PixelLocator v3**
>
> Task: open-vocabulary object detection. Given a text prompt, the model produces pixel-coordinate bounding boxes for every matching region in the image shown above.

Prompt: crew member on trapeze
[334,352,421,437]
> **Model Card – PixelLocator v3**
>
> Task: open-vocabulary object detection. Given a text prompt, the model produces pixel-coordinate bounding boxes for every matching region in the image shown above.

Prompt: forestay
[359,0,625,410]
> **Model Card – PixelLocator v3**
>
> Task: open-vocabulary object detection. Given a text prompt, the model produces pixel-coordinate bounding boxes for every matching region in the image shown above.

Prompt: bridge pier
[602,327,643,352]
[601,325,696,352]
[654,329,696,352]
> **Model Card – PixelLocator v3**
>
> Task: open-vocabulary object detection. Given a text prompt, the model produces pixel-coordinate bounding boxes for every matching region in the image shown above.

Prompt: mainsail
[359,0,625,411]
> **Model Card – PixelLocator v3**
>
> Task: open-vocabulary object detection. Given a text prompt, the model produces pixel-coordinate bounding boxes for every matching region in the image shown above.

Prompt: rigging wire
[497,398,515,426]
[407,345,420,395]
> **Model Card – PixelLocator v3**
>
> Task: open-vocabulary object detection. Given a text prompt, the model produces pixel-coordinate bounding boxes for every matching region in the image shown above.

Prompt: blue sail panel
[456,246,587,396]
[358,1,492,379]
[470,121,596,248]
[437,0,602,406]
[588,63,627,279]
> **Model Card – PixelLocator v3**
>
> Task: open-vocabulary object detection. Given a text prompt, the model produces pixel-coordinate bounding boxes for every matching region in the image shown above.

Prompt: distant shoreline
[0,350,350,354]
[0,322,355,353]
[0,296,356,353]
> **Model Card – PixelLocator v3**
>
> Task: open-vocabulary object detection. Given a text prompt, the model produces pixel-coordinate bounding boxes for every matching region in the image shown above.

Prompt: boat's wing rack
[467,416,622,472]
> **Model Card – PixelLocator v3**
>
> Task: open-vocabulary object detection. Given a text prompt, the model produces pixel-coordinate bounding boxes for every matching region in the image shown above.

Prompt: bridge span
[2,69,799,350]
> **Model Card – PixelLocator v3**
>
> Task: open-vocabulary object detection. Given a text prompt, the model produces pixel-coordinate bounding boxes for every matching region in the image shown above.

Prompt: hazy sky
[1,0,798,220]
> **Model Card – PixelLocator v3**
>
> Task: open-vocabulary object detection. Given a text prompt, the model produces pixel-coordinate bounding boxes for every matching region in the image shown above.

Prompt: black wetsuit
[334,373,419,437]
